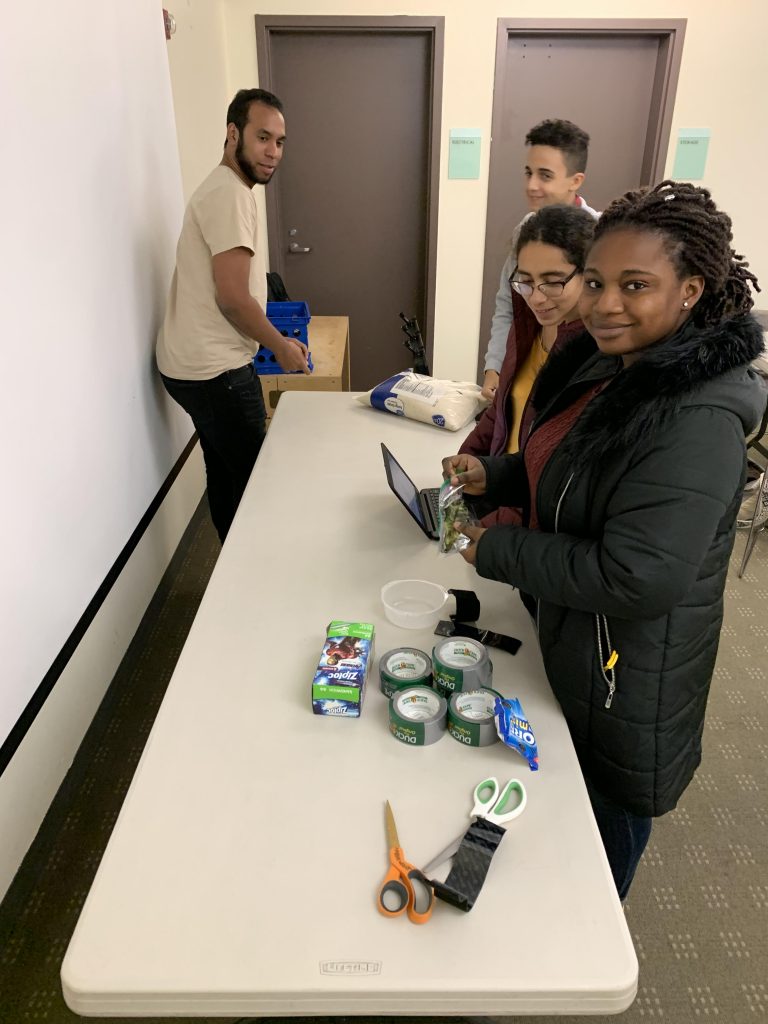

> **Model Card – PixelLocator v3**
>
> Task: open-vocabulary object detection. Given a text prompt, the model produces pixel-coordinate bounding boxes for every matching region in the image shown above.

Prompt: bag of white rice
[356,371,488,431]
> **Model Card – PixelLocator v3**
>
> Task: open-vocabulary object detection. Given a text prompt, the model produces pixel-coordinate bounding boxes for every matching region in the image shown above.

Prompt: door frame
[478,16,687,380]
[255,15,444,369]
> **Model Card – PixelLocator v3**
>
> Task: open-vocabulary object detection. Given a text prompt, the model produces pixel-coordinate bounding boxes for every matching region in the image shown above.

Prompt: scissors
[377,801,435,924]
[422,776,527,877]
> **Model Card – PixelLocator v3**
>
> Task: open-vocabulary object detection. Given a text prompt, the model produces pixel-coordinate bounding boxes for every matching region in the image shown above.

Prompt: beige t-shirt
[156,165,268,379]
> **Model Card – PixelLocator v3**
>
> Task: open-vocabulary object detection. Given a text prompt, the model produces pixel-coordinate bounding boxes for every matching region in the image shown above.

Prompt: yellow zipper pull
[603,650,618,671]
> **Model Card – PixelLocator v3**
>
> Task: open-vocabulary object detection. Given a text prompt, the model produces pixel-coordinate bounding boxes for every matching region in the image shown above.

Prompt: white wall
[167,0,768,380]
[0,452,205,901]
[0,0,206,901]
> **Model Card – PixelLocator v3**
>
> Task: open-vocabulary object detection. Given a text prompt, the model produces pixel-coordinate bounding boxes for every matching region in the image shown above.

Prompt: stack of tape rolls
[389,686,448,746]
[378,648,432,699]
[448,688,502,747]
[432,637,493,698]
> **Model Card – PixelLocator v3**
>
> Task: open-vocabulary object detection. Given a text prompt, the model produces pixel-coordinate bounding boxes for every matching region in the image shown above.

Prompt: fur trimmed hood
[530,314,766,469]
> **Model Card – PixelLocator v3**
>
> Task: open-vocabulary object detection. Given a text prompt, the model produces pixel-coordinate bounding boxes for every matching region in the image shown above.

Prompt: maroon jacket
[462,291,586,458]
[460,291,587,526]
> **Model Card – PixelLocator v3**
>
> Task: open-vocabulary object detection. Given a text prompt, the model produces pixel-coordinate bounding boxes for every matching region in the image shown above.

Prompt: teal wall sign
[448,129,482,180]
[672,128,711,180]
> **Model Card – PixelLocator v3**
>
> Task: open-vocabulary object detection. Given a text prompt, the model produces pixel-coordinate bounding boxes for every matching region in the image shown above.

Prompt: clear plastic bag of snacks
[438,480,477,553]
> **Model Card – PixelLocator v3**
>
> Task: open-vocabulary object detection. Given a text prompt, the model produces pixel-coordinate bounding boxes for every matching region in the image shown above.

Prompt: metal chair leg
[738,465,768,578]
[747,390,768,460]
[738,529,761,578]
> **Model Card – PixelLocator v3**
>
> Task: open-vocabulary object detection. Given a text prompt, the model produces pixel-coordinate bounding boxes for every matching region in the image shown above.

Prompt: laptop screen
[381,444,428,528]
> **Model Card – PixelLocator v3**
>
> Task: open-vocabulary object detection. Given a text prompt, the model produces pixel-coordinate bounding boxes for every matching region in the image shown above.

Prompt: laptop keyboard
[426,487,441,523]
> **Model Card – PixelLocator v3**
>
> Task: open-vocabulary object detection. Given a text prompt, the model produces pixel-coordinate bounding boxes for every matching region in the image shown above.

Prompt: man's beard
[235,137,273,186]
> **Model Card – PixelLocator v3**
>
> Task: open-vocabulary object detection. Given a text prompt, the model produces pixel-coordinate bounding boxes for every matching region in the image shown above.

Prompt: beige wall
[167,1,768,380]
[166,0,231,200]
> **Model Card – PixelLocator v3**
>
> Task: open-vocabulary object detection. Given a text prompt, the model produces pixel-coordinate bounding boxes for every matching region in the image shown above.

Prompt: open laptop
[381,442,440,540]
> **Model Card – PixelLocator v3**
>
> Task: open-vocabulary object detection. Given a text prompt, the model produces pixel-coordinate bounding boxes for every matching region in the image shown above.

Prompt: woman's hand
[481,370,499,401]
[441,454,487,495]
[456,523,487,565]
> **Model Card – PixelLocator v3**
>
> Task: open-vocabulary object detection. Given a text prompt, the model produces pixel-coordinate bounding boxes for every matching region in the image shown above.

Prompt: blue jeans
[586,781,652,901]
[161,363,266,543]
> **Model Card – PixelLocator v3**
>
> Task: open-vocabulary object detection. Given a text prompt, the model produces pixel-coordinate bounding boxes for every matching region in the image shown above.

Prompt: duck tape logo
[320,961,382,976]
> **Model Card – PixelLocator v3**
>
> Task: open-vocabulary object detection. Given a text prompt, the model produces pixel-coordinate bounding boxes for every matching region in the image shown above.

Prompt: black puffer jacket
[475,315,766,817]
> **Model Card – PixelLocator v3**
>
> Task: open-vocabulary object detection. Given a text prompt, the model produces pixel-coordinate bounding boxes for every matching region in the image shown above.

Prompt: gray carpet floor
[1,480,767,1023]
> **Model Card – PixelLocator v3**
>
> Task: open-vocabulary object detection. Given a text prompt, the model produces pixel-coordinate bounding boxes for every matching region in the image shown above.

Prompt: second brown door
[478,26,683,379]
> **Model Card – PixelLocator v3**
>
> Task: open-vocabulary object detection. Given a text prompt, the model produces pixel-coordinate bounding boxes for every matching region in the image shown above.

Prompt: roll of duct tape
[447,688,502,747]
[389,686,448,746]
[432,637,493,698]
[379,648,432,699]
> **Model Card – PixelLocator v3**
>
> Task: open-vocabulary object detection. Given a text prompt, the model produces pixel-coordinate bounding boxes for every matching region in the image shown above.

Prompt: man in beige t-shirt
[157,88,309,542]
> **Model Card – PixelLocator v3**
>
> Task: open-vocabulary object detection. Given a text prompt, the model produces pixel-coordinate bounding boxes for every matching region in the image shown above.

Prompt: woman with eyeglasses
[442,182,764,900]
[460,204,596,526]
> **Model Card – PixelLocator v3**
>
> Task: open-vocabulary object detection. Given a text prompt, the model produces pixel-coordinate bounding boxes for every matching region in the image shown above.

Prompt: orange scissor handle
[377,847,434,924]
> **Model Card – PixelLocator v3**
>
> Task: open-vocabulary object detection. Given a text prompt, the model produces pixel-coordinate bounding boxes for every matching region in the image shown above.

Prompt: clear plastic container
[381,579,449,630]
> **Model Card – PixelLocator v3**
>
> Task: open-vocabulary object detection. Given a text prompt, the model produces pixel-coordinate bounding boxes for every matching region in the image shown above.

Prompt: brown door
[478,23,685,378]
[257,19,442,390]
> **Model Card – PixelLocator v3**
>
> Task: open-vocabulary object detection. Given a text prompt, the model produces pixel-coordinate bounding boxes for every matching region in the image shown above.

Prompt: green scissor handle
[472,776,527,825]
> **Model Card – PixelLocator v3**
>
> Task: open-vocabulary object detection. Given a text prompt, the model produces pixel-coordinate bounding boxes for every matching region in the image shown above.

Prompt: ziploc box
[312,621,375,717]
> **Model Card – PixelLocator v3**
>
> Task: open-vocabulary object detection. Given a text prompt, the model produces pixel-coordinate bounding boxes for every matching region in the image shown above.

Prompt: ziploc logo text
[321,668,362,683]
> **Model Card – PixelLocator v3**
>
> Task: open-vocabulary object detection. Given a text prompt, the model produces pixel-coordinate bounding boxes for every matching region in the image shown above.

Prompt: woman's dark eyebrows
[584,266,660,277]
[516,269,570,278]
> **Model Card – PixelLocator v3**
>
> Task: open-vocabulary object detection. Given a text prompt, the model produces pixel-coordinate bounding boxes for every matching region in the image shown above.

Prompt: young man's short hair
[226,88,284,136]
[525,119,590,175]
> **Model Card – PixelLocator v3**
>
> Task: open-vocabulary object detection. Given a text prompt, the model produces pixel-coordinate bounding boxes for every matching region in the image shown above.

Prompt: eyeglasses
[510,265,581,298]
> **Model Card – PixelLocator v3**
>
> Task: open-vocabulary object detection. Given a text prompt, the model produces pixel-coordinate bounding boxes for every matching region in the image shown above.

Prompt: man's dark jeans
[161,363,266,543]
[586,780,652,902]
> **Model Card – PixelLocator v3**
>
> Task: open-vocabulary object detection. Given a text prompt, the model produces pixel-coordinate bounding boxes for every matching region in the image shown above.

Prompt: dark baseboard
[0,435,199,778]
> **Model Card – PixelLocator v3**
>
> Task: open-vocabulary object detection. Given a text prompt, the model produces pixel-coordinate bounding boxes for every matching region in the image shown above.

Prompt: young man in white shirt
[482,119,599,399]
[157,89,309,542]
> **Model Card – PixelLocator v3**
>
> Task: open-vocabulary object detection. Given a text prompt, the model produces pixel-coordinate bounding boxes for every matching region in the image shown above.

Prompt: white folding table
[62,392,637,1016]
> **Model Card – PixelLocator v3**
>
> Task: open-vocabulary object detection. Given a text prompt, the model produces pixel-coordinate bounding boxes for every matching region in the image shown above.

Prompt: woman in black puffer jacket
[444,182,765,900]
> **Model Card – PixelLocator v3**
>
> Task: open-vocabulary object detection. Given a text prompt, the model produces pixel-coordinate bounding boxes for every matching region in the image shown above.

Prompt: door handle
[289,242,312,253]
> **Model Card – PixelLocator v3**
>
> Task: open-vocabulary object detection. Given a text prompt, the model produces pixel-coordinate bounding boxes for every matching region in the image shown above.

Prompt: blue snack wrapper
[494,696,539,771]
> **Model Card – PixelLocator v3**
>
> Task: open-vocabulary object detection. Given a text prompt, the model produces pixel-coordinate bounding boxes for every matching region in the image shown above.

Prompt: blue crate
[254,301,313,375]
[267,301,311,343]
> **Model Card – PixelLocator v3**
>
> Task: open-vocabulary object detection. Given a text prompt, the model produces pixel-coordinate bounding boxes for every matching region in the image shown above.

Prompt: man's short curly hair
[525,119,590,174]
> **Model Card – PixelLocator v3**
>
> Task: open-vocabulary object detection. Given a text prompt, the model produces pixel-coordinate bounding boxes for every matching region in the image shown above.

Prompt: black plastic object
[435,620,522,656]
[447,588,481,624]
[429,817,506,912]
[266,271,290,302]
[399,312,430,375]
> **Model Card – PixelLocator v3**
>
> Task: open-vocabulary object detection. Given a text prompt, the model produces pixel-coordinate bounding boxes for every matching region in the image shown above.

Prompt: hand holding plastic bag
[438,480,478,554]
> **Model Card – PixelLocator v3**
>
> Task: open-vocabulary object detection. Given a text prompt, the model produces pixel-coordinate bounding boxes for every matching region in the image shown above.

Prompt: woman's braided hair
[593,180,759,327]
